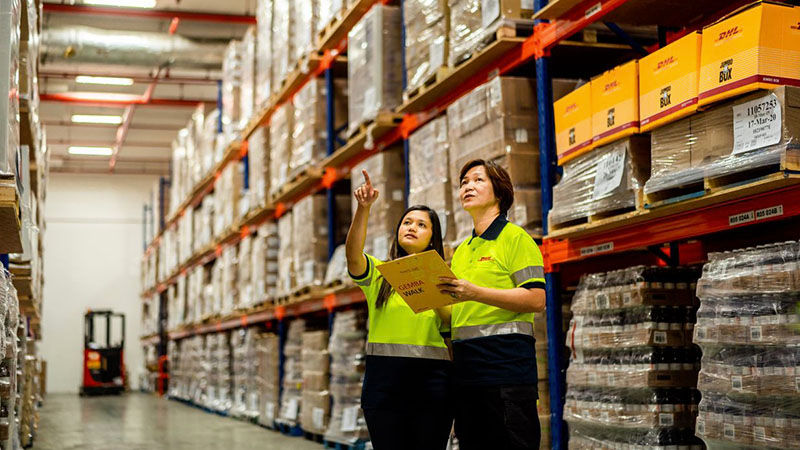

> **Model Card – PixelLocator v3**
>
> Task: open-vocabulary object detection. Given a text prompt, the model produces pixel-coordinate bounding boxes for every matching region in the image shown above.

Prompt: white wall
[41,173,158,393]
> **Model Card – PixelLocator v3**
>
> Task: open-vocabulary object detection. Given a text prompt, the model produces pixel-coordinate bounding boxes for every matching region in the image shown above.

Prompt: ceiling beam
[39,71,220,85]
[49,139,172,148]
[42,3,256,25]
[40,92,209,108]
[43,121,187,131]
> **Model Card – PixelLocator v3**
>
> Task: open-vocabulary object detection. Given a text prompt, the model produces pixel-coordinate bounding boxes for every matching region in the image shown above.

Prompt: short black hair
[459,159,514,214]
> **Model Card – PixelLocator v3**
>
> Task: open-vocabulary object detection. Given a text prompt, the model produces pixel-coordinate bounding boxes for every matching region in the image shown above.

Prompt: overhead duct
[41,26,228,71]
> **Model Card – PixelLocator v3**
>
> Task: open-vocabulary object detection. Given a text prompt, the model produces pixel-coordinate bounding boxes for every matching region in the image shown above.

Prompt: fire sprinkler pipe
[110,66,166,171]
[42,3,256,25]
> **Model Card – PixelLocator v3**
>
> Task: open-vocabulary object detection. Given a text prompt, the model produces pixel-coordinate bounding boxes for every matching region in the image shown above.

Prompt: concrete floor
[37,393,323,450]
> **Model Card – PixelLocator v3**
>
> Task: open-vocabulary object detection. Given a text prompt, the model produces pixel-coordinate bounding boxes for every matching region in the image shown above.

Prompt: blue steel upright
[534,0,568,447]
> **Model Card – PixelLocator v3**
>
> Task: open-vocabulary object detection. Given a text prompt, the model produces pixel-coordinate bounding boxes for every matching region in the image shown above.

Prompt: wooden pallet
[321,113,403,170]
[403,66,451,104]
[548,189,645,236]
[269,166,324,206]
[315,0,377,51]
[450,23,534,69]
[347,112,404,140]
[324,439,369,450]
[303,431,325,444]
[0,177,22,254]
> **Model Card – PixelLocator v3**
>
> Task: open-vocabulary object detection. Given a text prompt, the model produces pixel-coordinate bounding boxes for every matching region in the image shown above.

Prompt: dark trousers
[454,384,541,450]
[363,405,453,450]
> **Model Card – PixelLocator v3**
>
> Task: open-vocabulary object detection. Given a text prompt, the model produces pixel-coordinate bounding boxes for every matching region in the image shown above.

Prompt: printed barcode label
[750,326,763,342]
[697,327,707,339]
[724,424,735,439]
[659,413,675,427]
[756,205,783,221]
[585,2,602,18]
[622,292,632,305]
[341,406,359,432]
[754,426,766,442]
[654,331,667,344]
[732,376,743,390]
[312,407,325,429]
[729,211,755,226]
[595,293,610,309]
[696,418,705,435]
[601,411,610,421]
[588,373,598,384]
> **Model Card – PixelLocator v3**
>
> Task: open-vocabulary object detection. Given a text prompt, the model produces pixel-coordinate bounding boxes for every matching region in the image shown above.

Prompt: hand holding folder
[376,250,459,313]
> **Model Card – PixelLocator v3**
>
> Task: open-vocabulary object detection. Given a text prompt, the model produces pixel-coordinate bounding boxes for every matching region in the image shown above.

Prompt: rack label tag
[729,211,755,226]
[755,205,783,221]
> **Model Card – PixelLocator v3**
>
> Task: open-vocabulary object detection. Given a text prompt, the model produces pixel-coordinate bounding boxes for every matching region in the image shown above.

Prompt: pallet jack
[79,310,126,396]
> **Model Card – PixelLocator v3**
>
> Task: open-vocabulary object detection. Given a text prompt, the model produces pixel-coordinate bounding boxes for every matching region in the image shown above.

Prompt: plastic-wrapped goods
[292,195,329,289]
[240,27,256,129]
[248,126,270,211]
[347,5,403,135]
[255,0,272,109]
[256,332,280,427]
[177,212,193,265]
[210,257,224,315]
[271,0,294,90]
[565,266,704,449]
[279,320,306,426]
[220,245,239,315]
[294,0,318,65]
[200,110,220,174]
[448,0,533,67]
[0,0,21,176]
[291,78,348,179]
[694,243,800,449]
[207,332,233,413]
[276,212,294,296]
[318,0,344,32]
[408,116,455,244]
[324,245,350,287]
[193,196,213,253]
[222,40,244,142]
[301,331,330,434]
[269,102,294,199]
[252,222,280,303]
[325,310,369,444]
[213,161,245,237]
[645,86,800,197]
[237,235,253,310]
[550,136,649,228]
[403,0,449,97]
[231,328,261,419]
[351,149,406,260]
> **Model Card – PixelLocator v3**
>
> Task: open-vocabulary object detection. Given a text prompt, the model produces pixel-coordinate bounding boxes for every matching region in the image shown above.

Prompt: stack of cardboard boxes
[278,319,305,427]
[301,331,331,435]
[256,333,280,428]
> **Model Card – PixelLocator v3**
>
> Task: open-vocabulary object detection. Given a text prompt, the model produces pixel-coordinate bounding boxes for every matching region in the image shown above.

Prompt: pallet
[324,439,369,450]
[316,0,377,52]
[450,23,534,69]
[269,166,324,206]
[347,112,404,140]
[643,179,706,209]
[403,66,451,103]
[274,420,304,436]
[322,113,404,170]
[0,177,22,254]
[548,189,644,236]
[304,431,325,444]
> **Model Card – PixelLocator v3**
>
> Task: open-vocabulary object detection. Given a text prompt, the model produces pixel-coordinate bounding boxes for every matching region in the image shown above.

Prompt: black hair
[375,205,445,308]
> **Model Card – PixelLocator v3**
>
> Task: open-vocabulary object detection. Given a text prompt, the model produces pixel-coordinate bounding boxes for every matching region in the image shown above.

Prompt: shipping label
[733,94,782,155]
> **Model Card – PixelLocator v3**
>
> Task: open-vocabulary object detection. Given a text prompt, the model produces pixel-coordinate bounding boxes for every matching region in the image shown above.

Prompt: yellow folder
[375,250,459,313]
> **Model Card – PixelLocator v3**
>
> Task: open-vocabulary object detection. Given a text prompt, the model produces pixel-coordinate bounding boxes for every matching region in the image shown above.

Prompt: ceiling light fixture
[75,76,134,86]
[82,0,157,8]
[71,114,124,125]
[68,146,114,156]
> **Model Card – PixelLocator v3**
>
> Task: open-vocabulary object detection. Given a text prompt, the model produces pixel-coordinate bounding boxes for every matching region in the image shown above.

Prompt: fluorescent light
[83,0,157,8]
[71,114,123,125]
[68,146,113,156]
[75,76,134,86]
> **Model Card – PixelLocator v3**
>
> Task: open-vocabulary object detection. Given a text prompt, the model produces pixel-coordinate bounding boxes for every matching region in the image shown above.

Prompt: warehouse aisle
[37,394,322,450]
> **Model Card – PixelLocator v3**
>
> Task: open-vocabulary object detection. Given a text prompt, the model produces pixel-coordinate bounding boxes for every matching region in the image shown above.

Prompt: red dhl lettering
[478,256,493,262]
[604,81,619,92]
[716,26,740,42]
[657,56,675,70]
[565,103,578,113]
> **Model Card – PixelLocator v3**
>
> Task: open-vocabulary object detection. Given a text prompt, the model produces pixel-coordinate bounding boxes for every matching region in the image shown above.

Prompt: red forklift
[80,310,126,396]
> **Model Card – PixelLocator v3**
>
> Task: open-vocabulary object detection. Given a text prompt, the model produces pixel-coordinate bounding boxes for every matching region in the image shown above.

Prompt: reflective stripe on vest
[366,342,450,361]
[511,265,544,286]
[452,321,534,341]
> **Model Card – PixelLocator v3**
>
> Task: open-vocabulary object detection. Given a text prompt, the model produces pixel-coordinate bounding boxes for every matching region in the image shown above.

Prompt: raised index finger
[362,170,372,188]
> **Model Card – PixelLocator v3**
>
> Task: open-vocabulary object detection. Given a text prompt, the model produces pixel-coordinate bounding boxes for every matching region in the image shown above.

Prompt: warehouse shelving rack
[139,0,800,447]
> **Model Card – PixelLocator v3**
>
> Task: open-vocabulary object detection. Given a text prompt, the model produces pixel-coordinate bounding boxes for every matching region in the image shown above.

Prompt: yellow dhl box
[639,32,702,132]
[591,60,640,148]
[699,1,800,107]
[554,82,593,165]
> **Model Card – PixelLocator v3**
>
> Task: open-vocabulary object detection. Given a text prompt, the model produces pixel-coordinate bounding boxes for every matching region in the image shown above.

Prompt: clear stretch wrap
[694,243,800,449]
[186,266,203,325]
[645,87,800,196]
[277,212,294,296]
[188,105,207,185]
[248,126,270,210]
[447,0,533,66]
[240,27,256,128]
[318,0,344,32]
[0,0,20,176]
[403,0,448,96]
[170,129,189,213]
[194,194,214,253]
[177,211,192,265]
[256,332,280,428]
[351,149,406,260]
[271,0,294,89]
[347,5,403,134]
[408,116,455,244]
[294,0,318,65]
[292,80,327,178]
[269,102,294,198]
[237,235,253,309]
[207,332,233,413]
[213,161,244,237]
[565,266,704,449]
[301,330,330,434]
[252,222,280,302]
[292,195,329,289]
[231,328,261,419]
[221,245,238,315]
[200,109,219,174]
[256,0,273,108]
[324,245,350,287]
[550,136,650,227]
[222,40,244,141]
[211,257,223,314]
[324,310,369,444]
[279,319,306,426]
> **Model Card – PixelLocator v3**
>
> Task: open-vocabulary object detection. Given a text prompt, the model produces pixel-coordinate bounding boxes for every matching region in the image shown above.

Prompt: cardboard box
[555,82,593,164]
[698,1,800,107]
[591,60,640,148]
[448,0,533,66]
[639,32,702,132]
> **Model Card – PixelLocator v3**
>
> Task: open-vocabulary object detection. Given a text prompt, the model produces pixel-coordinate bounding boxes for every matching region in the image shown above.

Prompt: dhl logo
[716,26,741,42]
[565,103,578,113]
[657,56,676,70]
[604,81,619,92]
[791,21,800,31]
[478,256,493,262]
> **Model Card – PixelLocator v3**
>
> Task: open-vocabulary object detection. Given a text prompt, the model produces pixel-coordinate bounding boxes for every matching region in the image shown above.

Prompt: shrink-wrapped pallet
[325,310,369,444]
[240,27,256,128]
[403,0,448,97]
[255,0,273,108]
[318,0,344,32]
[447,0,533,66]
[0,0,20,176]
[291,78,347,178]
[272,0,294,90]
[294,0,318,65]
[347,5,403,134]
[194,194,214,253]
[351,149,406,260]
[220,245,238,315]
[256,332,280,428]
[269,103,294,198]
[213,162,244,237]
[222,40,244,142]
[279,319,305,426]
[276,212,294,296]
[207,332,233,413]
[408,116,455,243]
[248,126,270,211]
[199,110,219,175]
[231,328,261,419]
[301,330,330,434]
[237,235,253,309]
[292,195,329,289]
[252,222,280,303]
[550,136,650,228]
